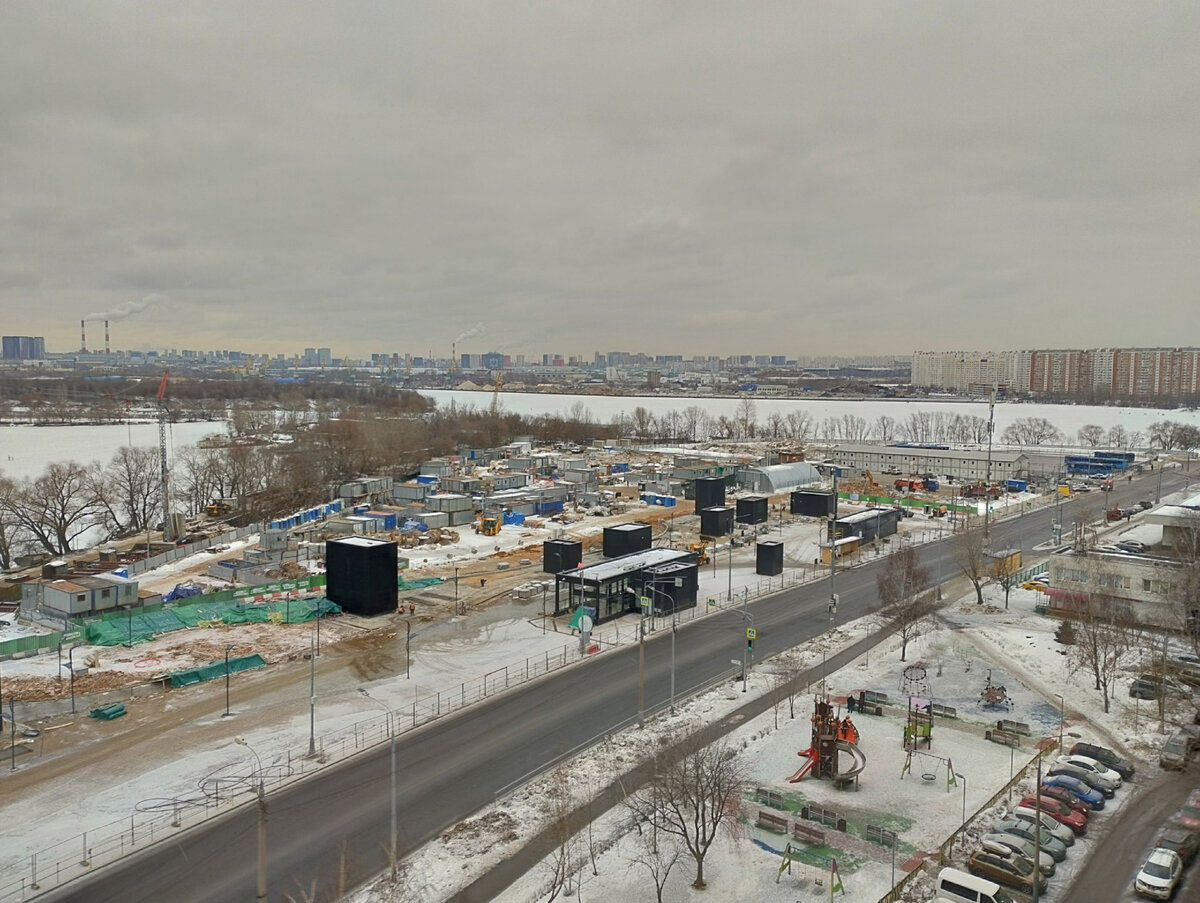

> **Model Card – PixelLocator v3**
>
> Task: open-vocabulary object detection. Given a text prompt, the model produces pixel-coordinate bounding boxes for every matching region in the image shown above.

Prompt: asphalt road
[40,468,1191,903]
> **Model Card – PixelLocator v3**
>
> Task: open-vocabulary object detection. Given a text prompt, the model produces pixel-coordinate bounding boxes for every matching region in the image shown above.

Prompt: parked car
[1039,782,1101,814]
[1176,789,1200,831]
[1156,826,1200,867]
[1160,732,1196,771]
[1042,774,1106,809]
[934,866,1020,903]
[1134,848,1183,899]
[1046,761,1118,796]
[967,846,1041,895]
[1012,806,1075,846]
[1118,540,1147,553]
[979,833,1057,877]
[993,817,1069,861]
[1056,754,1123,787]
[1018,795,1088,835]
[1132,678,1164,700]
[1138,500,1154,510]
[1068,741,1136,780]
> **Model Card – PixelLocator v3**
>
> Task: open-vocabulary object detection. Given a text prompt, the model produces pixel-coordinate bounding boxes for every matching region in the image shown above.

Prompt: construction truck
[688,542,710,565]
[205,499,233,517]
[475,510,501,536]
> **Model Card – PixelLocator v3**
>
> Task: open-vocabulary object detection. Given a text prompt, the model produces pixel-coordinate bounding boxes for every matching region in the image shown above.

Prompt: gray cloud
[2,2,1199,357]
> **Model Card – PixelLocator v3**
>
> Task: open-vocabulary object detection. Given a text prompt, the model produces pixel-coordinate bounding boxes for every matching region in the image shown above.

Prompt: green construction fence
[82,597,342,647]
[166,653,267,688]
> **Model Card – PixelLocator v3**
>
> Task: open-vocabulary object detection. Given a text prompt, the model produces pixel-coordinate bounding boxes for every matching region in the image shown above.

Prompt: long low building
[831,443,1029,483]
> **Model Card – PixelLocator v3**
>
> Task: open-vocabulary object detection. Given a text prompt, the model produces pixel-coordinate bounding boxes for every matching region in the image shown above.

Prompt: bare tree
[735,399,757,440]
[953,527,989,605]
[784,410,813,441]
[876,546,934,661]
[541,767,578,901]
[873,414,896,442]
[1001,417,1062,447]
[1070,587,1137,713]
[626,737,746,889]
[625,826,683,903]
[1106,424,1128,450]
[681,406,705,442]
[11,462,100,554]
[1077,424,1105,448]
[0,472,28,569]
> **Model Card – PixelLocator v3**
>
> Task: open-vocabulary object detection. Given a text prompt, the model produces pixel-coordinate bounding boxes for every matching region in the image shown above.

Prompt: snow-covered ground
[3,490,1193,903]
[350,581,1188,903]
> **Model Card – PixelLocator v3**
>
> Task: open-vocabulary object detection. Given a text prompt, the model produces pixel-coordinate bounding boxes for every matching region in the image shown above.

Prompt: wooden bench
[792,822,826,845]
[757,810,789,833]
[997,719,1031,736]
[930,703,958,719]
[986,728,1021,747]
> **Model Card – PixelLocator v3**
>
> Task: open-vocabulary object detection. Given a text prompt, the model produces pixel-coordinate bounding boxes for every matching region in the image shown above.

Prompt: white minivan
[934,867,1018,903]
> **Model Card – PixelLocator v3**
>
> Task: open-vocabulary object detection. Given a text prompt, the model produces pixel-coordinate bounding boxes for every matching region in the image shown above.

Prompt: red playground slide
[787,748,819,783]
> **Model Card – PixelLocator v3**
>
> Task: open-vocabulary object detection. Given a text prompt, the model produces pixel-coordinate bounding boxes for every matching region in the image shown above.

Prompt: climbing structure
[788,696,867,785]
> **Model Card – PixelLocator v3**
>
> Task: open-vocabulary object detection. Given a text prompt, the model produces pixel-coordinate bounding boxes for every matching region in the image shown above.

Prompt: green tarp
[166,653,267,688]
[89,703,126,720]
[83,598,342,647]
[397,576,445,592]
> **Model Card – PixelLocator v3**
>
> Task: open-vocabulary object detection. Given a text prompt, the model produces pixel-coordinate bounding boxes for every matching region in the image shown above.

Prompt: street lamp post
[308,633,317,758]
[1055,694,1065,750]
[405,620,411,680]
[60,645,78,715]
[359,689,398,882]
[224,644,235,718]
[955,772,967,848]
[234,736,268,903]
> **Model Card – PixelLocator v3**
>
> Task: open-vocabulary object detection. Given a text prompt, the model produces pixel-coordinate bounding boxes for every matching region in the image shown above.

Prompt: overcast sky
[3,3,1199,360]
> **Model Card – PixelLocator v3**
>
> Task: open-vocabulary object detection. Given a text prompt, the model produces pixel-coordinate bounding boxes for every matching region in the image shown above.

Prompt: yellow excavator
[689,542,710,565]
[475,510,501,536]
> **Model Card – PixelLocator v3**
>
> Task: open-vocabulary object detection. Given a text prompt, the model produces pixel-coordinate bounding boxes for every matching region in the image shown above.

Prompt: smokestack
[105,320,110,355]
[80,319,87,353]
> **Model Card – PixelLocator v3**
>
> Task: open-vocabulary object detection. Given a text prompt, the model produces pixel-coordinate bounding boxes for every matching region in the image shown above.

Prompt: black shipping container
[325,537,398,616]
[694,476,726,511]
[699,505,735,537]
[791,489,836,518]
[736,495,769,525]
[603,523,652,558]
[642,561,699,614]
[756,540,784,576]
[543,538,583,573]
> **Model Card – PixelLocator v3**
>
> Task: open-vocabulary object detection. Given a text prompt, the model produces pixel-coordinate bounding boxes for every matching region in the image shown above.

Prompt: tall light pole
[359,689,398,882]
[234,736,268,903]
[308,633,317,758]
[405,620,411,680]
[636,607,645,727]
[223,644,234,718]
[955,772,967,848]
[984,383,996,542]
[1055,694,1065,750]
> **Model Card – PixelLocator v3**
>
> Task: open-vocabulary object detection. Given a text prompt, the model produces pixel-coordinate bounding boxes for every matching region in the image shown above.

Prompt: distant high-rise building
[2,336,45,360]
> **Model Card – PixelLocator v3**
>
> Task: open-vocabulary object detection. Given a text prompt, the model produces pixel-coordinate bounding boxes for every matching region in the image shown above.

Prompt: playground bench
[757,810,789,833]
[863,690,890,706]
[986,728,1021,747]
[929,703,958,719]
[997,719,1031,736]
[792,823,827,845]
[865,824,897,847]
[755,788,786,810]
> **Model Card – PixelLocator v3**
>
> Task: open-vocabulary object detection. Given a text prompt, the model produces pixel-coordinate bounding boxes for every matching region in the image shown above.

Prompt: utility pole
[307,633,317,758]
[984,382,996,542]
[829,467,839,617]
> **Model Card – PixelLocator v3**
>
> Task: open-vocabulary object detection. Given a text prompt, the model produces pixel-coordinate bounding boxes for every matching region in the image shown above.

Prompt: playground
[736,637,1055,899]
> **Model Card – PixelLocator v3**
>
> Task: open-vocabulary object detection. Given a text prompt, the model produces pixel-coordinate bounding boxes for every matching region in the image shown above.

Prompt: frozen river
[2,392,1198,483]
[0,420,225,482]
[419,389,1200,443]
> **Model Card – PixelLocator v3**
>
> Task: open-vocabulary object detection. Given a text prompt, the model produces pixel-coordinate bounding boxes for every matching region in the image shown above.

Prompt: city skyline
[4,4,1200,356]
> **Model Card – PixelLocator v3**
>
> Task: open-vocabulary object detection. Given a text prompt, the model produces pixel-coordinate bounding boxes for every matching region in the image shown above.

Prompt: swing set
[777,843,846,897]
[900,748,958,792]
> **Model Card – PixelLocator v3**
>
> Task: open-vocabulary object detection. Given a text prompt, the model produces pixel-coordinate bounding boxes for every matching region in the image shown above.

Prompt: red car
[1019,795,1088,836]
[1038,784,1096,815]
[1177,790,1200,831]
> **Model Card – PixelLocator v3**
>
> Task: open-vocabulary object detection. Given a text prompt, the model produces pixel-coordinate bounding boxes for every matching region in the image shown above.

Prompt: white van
[934,867,1018,903]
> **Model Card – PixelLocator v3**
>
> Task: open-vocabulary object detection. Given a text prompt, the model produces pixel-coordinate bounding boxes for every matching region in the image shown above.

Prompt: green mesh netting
[166,654,267,688]
[83,598,342,646]
[397,576,445,591]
